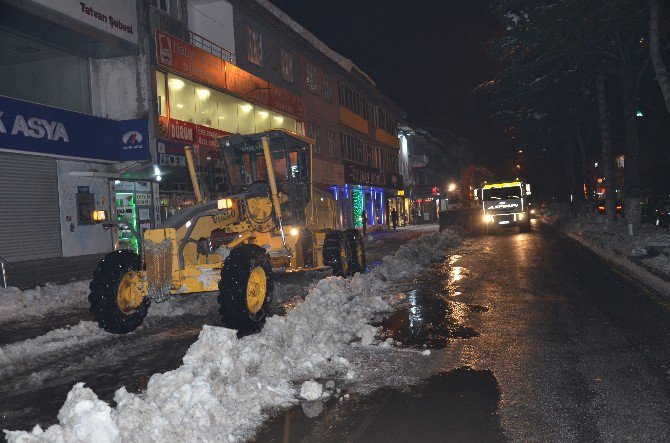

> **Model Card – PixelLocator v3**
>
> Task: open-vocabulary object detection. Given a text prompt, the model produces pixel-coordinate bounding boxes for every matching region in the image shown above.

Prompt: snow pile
[5,229,460,442]
[0,281,91,323]
[561,215,670,278]
[0,322,109,380]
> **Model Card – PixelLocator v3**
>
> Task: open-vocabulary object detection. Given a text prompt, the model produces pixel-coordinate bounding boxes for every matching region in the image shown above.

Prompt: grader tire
[218,244,274,335]
[344,229,366,275]
[89,250,150,334]
[323,230,352,278]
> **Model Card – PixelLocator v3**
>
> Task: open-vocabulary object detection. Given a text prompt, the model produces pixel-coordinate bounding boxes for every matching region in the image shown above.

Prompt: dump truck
[476,180,532,232]
[90,130,365,335]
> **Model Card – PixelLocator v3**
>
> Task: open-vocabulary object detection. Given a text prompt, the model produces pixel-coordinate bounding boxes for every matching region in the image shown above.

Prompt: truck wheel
[218,244,274,335]
[323,231,351,277]
[89,250,150,334]
[344,229,366,274]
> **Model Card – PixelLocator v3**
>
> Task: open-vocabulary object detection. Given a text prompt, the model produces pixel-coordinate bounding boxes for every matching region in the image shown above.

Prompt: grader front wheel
[218,244,274,335]
[89,250,150,334]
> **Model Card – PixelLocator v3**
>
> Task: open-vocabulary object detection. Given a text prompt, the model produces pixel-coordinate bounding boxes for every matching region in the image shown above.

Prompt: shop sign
[156,138,188,167]
[343,160,404,190]
[32,0,138,44]
[135,193,152,206]
[269,86,305,120]
[312,158,344,186]
[156,30,226,91]
[0,95,149,162]
[224,63,270,106]
[155,30,304,121]
[160,117,230,150]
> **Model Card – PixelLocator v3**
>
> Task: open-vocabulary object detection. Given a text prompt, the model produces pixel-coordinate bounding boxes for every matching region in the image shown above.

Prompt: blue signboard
[0,95,149,162]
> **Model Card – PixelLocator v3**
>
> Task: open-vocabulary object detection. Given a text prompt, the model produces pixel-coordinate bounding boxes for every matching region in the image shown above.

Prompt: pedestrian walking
[391,208,398,230]
[361,210,368,235]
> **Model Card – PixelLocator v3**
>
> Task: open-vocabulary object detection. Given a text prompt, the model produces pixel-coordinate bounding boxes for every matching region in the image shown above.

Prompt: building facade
[0,0,405,267]
[0,0,152,263]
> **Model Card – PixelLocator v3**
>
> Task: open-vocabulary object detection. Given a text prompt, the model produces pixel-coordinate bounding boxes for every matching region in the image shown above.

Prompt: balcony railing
[409,154,429,168]
[189,31,236,64]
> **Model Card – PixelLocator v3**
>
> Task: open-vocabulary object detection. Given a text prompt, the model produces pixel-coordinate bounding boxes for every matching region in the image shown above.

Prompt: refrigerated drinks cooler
[114,180,154,253]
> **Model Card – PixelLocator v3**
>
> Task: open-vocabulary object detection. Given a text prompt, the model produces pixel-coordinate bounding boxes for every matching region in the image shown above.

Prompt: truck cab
[476,181,532,232]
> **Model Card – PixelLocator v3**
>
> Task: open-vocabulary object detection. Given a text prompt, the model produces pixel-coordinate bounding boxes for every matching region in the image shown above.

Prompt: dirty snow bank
[0,281,91,323]
[561,216,670,279]
[5,229,460,443]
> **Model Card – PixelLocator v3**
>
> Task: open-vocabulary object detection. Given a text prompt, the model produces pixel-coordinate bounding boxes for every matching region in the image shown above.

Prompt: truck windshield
[483,186,522,200]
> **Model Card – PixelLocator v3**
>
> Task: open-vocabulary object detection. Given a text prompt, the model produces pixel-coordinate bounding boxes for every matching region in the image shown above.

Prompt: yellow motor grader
[90,130,366,334]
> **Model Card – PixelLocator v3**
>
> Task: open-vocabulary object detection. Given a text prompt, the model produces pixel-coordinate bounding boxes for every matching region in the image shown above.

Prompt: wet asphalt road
[257,223,670,442]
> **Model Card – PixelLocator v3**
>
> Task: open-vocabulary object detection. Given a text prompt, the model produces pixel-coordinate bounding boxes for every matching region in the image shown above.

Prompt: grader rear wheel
[89,250,150,334]
[323,230,352,277]
[344,229,366,275]
[218,244,274,335]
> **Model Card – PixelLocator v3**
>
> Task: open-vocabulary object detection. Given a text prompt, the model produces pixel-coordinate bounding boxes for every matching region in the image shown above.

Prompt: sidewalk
[5,254,106,290]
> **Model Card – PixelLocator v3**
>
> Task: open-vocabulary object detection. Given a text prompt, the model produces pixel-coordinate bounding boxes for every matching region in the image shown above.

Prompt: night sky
[271,0,501,147]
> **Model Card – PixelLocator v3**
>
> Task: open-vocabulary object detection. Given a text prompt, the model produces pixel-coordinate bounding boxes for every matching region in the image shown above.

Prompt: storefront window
[195,85,215,127]
[215,90,239,133]
[238,102,255,133]
[162,72,302,135]
[168,75,196,123]
[255,108,271,132]
[0,52,91,114]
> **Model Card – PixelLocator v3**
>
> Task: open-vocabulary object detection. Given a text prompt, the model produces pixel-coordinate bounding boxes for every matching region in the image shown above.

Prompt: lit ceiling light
[240,104,253,112]
[257,111,269,118]
[168,78,185,90]
[273,116,284,123]
[196,88,210,99]
[176,103,184,109]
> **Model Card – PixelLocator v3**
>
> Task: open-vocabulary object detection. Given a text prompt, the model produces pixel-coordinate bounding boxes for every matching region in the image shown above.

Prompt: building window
[280,49,293,83]
[375,106,397,134]
[338,81,369,120]
[308,123,321,154]
[340,131,365,164]
[324,75,332,102]
[150,0,181,19]
[616,155,625,169]
[246,26,262,66]
[306,63,318,94]
[328,130,336,158]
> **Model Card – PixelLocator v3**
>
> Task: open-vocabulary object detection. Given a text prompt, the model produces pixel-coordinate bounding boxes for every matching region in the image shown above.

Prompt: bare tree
[649,0,670,115]
[596,73,617,221]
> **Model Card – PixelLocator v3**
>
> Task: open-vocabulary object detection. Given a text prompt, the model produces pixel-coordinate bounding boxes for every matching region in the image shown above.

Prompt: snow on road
[0,281,91,323]
[5,228,460,443]
[0,322,110,380]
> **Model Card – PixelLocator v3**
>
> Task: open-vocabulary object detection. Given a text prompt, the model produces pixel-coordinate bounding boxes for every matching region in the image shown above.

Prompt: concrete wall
[90,54,150,120]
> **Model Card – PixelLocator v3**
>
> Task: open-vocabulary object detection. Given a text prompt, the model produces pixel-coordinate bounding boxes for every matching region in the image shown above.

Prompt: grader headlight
[483,214,494,223]
[217,198,234,210]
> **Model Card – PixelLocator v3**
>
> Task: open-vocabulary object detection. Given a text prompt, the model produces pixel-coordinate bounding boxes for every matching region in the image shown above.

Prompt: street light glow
[448,183,457,192]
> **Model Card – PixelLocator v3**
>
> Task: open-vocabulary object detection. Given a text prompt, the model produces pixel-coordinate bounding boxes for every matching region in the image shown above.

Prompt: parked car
[595,200,623,215]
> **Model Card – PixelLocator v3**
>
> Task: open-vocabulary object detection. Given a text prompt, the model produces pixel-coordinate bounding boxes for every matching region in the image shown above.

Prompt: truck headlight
[518,213,524,220]
[483,214,494,223]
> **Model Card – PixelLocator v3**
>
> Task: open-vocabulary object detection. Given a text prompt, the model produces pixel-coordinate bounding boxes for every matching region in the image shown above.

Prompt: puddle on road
[254,367,508,443]
[376,259,485,349]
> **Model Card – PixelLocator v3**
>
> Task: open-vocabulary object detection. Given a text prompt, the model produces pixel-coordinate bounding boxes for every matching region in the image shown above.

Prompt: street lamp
[448,183,457,192]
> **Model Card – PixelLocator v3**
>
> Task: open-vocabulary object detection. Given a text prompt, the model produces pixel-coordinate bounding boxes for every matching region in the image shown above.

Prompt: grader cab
[89,130,366,335]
